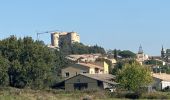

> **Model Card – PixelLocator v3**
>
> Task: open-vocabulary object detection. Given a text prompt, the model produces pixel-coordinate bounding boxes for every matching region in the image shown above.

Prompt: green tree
[8,60,26,88]
[112,59,138,75]
[71,42,89,54]
[113,49,118,60]
[119,50,136,58]
[117,62,152,92]
[60,40,72,55]
[144,59,163,66]
[0,36,70,89]
[71,42,105,54]
[88,45,105,54]
[0,55,9,86]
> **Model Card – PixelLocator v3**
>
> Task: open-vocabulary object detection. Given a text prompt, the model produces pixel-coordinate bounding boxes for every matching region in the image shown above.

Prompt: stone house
[54,73,118,91]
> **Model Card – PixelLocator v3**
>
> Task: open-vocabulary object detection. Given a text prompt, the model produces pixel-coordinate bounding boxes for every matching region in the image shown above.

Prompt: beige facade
[136,53,149,65]
[61,64,89,78]
[61,61,109,78]
[111,59,117,64]
[51,32,80,48]
[104,61,109,74]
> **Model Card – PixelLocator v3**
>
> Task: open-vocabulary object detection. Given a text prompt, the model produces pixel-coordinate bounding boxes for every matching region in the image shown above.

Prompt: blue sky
[0,0,170,55]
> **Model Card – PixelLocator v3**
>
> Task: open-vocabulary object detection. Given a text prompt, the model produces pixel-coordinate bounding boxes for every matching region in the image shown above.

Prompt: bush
[141,92,169,99]
[162,86,170,92]
[125,93,140,99]
[82,95,92,100]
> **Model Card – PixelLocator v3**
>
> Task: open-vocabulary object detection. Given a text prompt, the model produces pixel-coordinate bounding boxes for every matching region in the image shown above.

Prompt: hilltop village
[46,31,170,92]
[0,32,170,99]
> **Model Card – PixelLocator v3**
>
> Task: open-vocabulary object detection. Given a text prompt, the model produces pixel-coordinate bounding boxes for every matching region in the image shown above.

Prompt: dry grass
[0,87,116,100]
[1,87,169,100]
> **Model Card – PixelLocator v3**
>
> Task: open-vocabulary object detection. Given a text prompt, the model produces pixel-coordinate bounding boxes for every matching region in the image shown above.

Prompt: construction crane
[36,30,59,40]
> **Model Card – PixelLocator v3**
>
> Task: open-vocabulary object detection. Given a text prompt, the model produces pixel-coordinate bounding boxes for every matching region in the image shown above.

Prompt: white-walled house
[152,73,170,90]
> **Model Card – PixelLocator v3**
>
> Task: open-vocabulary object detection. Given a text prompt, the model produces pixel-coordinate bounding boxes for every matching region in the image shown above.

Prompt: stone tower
[51,32,59,48]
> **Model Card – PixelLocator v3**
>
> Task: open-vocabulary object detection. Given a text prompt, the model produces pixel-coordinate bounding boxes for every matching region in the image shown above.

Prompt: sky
[0,0,170,56]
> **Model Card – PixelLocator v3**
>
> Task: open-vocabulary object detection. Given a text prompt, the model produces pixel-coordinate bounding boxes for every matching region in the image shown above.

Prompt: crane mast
[36,30,59,40]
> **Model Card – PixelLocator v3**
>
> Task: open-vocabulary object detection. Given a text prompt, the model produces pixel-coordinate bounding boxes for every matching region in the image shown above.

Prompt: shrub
[162,86,170,92]
[125,93,140,99]
[141,92,169,99]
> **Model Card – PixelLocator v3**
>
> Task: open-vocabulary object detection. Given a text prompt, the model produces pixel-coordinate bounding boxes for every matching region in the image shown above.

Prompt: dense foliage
[144,59,163,66]
[0,55,9,86]
[0,36,70,89]
[108,49,136,59]
[111,59,136,75]
[60,42,105,55]
[144,59,170,74]
[116,62,152,92]
[118,50,136,58]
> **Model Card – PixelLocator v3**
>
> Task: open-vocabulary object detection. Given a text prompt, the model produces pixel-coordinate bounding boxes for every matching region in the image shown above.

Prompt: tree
[60,40,72,55]
[0,36,70,89]
[111,59,137,75]
[116,62,152,92]
[113,49,118,60]
[0,55,9,86]
[8,60,26,88]
[71,42,89,54]
[70,42,105,55]
[60,42,105,55]
[88,44,105,54]
[144,59,163,66]
[119,50,136,58]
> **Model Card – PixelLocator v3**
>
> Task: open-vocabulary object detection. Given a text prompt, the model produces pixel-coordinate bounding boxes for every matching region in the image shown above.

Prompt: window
[65,72,69,77]
[74,83,88,90]
[83,72,87,74]
[80,70,86,74]
[97,81,103,87]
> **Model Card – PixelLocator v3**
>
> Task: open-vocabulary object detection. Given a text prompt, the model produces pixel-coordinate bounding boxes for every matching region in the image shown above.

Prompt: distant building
[50,32,80,48]
[61,61,109,78]
[109,58,117,64]
[136,45,149,65]
[53,73,118,91]
[66,54,102,62]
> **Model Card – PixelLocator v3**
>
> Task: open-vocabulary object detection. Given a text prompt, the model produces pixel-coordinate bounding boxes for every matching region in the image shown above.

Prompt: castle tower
[51,32,59,48]
[50,31,80,49]
[68,32,80,44]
